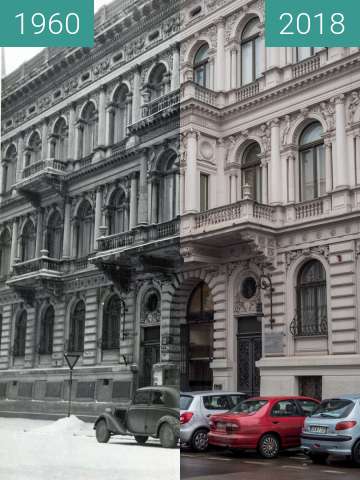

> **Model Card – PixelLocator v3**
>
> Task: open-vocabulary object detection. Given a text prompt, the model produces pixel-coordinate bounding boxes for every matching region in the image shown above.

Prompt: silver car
[301,395,360,465]
[180,391,247,451]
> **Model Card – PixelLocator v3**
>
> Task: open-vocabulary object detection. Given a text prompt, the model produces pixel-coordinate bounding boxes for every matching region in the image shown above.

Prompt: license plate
[310,425,327,434]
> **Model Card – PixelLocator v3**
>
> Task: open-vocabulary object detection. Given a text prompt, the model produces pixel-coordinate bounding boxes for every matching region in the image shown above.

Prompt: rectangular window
[200,173,209,212]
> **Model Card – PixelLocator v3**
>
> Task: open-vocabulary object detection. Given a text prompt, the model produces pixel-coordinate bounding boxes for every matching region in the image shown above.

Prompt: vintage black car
[94,386,179,448]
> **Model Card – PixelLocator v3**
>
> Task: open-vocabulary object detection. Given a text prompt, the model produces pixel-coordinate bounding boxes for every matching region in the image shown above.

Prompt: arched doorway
[181,282,214,391]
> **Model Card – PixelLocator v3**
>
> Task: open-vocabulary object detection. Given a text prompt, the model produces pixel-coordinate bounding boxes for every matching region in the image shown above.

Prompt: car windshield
[231,399,268,414]
[180,395,193,410]
[312,399,355,419]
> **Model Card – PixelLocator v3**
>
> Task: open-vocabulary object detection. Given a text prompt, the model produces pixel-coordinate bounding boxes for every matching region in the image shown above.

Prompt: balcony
[97,218,180,253]
[141,90,180,118]
[292,56,321,78]
[16,158,67,200]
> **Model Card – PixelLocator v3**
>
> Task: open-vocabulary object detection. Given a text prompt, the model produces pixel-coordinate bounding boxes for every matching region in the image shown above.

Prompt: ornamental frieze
[285,245,330,270]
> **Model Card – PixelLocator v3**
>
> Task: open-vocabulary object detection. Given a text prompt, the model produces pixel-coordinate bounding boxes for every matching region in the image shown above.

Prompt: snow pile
[27,415,94,437]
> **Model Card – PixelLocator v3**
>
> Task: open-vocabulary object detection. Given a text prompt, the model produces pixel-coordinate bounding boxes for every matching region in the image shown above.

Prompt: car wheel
[160,422,177,448]
[258,433,280,459]
[95,420,110,443]
[352,440,360,466]
[309,453,328,465]
[134,436,148,445]
[191,429,209,452]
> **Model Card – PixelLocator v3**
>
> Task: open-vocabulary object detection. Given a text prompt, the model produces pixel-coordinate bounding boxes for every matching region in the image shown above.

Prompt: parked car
[94,386,179,448]
[180,391,247,451]
[208,396,319,458]
[301,394,360,465]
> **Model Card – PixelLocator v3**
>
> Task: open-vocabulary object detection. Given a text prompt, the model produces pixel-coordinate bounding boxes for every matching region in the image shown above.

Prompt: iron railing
[290,315,328,337]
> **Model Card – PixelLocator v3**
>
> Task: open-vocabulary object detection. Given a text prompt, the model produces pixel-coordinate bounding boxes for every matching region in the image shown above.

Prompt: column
[94,188,103,251]
[68,103,76,161]
[138,150,149,225]
[230,48,238,89]
[267,48,280,70]
[151,179,158,223]
[261,162,268,204]
[129,174,138,229]
[171,44,180,91]
[62,198,72,259]
[132,66,141,124]
[334,95,349,188]
[216,18,225,91]
[35,209,44,258]
[356,135,360,185]
[269,119,282,204]
[106,105,115,145]
[17,133,25,180]
[41,120,48,160]
[209,58,215,90]
[10,218,19,269]
[184,131,198,212]
[97,86,107,148]
[230,175,237,202]
[175,171,180,216]
[324,139,333,193]
[288,154,295,202]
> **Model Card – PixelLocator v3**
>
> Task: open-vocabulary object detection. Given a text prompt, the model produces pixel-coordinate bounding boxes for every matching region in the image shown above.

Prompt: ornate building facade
[0,0,181,416]
[1,0,360,417]
[179,0,360,399]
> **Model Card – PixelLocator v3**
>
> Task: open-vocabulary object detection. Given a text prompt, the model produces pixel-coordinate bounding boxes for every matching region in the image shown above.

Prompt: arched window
[80,102,98,157]
[299,122,325,201]
[21,220,36,262]
[108,188,129,235]
[26,132,42,166]
[75,201,94,258]
[241,17,261,85]
[102,295,122,350]
[193,43,210,88]
[46,211,63,259]
[148,64,167,100]
[68,300,85,353]
[3,145,17,193]
[52,118,68,161]
[0,229,11,278]
[39,305,54,355]
[112,84,130,144]
[14,310,27,357]
[297,47,323,62]
[155,152,178,223]
[296,260,327,336]
[241,142,261,202]
[187,282,214,323]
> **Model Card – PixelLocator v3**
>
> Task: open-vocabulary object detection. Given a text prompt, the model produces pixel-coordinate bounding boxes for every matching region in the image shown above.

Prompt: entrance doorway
[180,282,214,391]
[237,316,262,396]
[140,326,160,387]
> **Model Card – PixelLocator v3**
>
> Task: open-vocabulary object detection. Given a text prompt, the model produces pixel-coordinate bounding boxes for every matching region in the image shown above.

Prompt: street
[0,417,178,480]
[181,449,359,480]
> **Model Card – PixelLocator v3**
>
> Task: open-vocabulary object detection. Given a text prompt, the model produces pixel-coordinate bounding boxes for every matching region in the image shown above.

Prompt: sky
[3,0,115,75]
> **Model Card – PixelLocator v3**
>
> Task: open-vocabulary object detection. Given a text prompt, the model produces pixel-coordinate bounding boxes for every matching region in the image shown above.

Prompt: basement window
[81,72,90,82]
[112,52,123,63]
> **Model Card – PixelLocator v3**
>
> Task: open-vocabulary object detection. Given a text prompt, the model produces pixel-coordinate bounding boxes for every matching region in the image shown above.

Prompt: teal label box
[0,0,94,47]
[266,0,360,47]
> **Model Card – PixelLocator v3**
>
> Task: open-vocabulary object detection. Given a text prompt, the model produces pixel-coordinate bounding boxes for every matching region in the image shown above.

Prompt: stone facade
[1,0,360,417]
[0,0,181,417]
[179,0,360,399]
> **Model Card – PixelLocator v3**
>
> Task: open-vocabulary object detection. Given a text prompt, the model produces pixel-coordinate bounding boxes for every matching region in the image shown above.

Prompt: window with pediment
[193,43,210,88]
[241,17,261,85]
[299,122,325,201]
[75,201,94,258]
[14,310,27,357]
[68,300,85,353]
[39,305,54,355]
[21,220,36,262]
[241,142,261,202]
[0,229,11,278]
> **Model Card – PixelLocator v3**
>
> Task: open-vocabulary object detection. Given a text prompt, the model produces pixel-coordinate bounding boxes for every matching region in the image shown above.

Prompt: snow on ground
[0,417,179,480]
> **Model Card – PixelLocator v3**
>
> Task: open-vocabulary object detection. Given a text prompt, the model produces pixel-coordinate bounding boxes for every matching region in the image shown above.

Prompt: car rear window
[203,395,231,410]
[312,399,355,419]
[231,399,268,414]
[180,395,193,410]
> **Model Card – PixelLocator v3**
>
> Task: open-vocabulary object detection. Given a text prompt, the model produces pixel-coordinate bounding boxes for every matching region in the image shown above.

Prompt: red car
[208,396,319,458]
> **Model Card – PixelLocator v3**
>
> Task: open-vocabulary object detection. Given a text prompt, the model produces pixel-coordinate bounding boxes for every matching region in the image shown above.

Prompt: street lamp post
[259,273,275,330]
[64,353,80,417]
